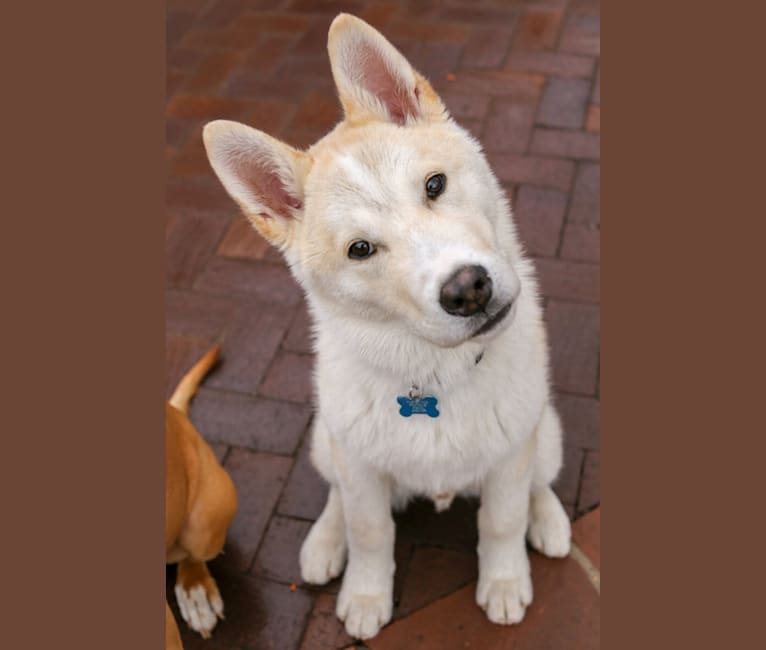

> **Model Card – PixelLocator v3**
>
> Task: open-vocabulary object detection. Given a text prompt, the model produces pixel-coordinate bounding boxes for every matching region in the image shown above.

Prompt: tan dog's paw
[175,560,224,639]
[476,575,533,625]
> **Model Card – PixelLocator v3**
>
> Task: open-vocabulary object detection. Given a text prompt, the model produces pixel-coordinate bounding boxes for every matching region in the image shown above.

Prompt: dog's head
[204,14,523,348]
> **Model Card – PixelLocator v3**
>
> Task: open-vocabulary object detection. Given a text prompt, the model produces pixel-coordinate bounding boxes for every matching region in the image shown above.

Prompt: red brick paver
[368,555,599,650]
[166,1,600,648]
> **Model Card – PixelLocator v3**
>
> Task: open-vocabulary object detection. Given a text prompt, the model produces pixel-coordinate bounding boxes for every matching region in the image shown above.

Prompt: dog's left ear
[327,13,447,126]
[202,120,311,248]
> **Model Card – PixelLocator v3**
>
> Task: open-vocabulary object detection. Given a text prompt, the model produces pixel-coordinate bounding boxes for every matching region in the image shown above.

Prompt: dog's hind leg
[300,485,347,585]
[527,402,571,558]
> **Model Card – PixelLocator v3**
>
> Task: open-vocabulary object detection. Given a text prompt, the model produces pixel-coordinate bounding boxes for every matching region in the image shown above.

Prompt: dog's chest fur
[312,293,549,498]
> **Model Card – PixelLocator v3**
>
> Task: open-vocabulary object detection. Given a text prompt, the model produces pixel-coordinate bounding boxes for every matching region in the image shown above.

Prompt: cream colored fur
[203,13,571,640]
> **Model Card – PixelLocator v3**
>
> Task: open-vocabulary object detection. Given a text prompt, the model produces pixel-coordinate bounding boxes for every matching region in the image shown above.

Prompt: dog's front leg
[477,439,535,625]
[335,462,395,640]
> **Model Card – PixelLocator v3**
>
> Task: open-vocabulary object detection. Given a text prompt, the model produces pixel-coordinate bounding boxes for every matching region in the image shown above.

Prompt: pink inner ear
[353,42,418,124]
[232,153,302,220]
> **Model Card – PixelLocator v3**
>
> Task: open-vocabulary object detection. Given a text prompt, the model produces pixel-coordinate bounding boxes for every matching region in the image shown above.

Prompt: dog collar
[396,350,484,418]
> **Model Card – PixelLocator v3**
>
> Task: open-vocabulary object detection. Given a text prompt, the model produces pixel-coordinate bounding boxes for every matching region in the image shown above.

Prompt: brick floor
[166,1,600,648]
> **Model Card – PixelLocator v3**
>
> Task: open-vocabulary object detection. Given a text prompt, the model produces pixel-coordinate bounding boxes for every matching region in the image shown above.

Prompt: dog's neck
[309,301,494,393]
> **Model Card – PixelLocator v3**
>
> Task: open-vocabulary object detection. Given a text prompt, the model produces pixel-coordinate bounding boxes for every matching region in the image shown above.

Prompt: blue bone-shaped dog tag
[396,395,439,418]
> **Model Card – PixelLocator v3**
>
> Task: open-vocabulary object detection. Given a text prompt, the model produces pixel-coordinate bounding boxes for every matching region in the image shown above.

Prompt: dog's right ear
[202,120,311,247]
[328,13,447,126]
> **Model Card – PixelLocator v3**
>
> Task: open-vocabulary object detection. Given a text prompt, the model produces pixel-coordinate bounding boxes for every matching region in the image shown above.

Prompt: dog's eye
[425,173,446,199]
[348,240,376,260]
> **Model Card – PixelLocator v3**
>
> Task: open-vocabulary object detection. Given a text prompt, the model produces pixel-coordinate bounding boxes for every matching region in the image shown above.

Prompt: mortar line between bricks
[218,444,232,466]
[254,306,307,396]
[545,296,600,306]
[295,594,318,650]
[205,251,293,268]
[447,31,469,73]
[503,7,529,55]
[498,15,521,68]
[269,513,318,525]
[502,179,575,192]
[185,283,304,310]
[197,382,316,408]
[164,117,198,153]
[579,503,600,519]
[555,169,575,256]
[275,429,315,521]
[481,95,499,143]
[189,214,235,281]
[542,296,601,307]
[534,253,599,266]
[385,573,484,631]
[222,443,296,462]
[553,6,569,51]
[244,452,300,576]
[596,349,601,398]
[584,79,599,132]
[573,451,588,516]
[395,575,480,623]
[248,575,318,650]
[555,387,600,399]
[524,84,544,154]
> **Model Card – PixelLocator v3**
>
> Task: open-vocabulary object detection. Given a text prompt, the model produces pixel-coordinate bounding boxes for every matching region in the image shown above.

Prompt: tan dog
[166,346,237,648]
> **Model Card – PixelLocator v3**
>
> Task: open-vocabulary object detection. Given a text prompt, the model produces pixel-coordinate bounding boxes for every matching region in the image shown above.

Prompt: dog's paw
[174,582,223,639]
[300,524,347,585]
[476,576,533,626]
[337,591,392,640]
[527,491,571,558]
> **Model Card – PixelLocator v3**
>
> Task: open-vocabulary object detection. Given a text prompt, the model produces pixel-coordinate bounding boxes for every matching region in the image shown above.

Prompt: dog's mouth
[472,302,513,337]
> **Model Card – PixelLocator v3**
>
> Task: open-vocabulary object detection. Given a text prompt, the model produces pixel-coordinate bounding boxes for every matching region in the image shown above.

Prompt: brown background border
[2,1,763,648]
[3,2,165,649]
[604,1,764,648]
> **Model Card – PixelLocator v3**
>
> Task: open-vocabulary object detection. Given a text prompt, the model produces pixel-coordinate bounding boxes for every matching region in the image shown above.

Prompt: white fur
[174,584,222,639]
[203,13,572,640]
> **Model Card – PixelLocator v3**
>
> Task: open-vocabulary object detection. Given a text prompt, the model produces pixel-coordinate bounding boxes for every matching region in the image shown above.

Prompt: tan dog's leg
[174,559,224,639]
[165,601,184,650]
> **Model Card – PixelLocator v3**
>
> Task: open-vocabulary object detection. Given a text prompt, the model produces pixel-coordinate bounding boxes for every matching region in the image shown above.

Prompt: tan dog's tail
[169,345,221,414]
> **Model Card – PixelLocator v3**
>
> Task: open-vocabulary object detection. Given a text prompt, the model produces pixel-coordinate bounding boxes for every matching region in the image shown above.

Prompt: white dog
[203,13,571,640]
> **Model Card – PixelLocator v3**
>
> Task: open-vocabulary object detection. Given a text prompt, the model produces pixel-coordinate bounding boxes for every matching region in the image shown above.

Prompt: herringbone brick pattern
[166,1,600,648]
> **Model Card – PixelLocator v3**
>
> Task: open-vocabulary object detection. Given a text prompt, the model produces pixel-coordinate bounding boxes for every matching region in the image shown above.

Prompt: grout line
[573,451,588,516]
[218,444,232,466]
[243,455,299,576]
[499,14,521,69]
[198,382,316,405]
[595,350,601,398]
[542,296,600,308]
[218,444,296,462]
[554,387,600,399]
[570,541,600,594]
[273,426,316,522]
[294,589,320,650]
[532,252,599,266]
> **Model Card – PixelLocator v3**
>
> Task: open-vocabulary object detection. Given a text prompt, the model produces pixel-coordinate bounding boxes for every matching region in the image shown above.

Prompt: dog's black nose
[439,265,493,316]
